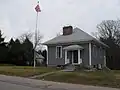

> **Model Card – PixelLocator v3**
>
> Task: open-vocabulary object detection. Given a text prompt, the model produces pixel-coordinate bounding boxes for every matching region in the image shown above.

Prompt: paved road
[0,75,119,90]
[0,81,41,90]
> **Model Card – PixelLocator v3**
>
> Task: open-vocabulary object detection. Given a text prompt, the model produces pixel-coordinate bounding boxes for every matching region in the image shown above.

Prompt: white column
[78,49,81,64]
[89,43,92,66]
[104,56,106,67]
[65,50,67,64]
[104,50,106,67]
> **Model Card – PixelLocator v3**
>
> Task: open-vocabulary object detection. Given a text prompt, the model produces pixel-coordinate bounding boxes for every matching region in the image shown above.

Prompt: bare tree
[97,20,120,45]
[34,30,43,50]
[19,31,33,43]
[56,32,61,36]
[56,30,63,37]
[91,32,99,39]
[96,20,120,69]
[18,30,43,50]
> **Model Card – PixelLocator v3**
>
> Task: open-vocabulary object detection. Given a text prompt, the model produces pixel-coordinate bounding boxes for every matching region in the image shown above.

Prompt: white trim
[47,46,48,65]
[65,50,67,64]
[72,51,73,64]
[89,43,92,66]
[104,56,106,66]
[61,46,62,58]
[56,46,62,58]
[78,49,81,64]
[103,50,106,66]
[72,50,81,65]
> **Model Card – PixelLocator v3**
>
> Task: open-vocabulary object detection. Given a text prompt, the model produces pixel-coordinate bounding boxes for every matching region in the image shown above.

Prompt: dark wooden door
[67,51,72,64]
[73,50,78,63]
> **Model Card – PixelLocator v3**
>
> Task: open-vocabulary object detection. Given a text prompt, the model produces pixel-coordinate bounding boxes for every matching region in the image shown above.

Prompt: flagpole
[34,1,39,68]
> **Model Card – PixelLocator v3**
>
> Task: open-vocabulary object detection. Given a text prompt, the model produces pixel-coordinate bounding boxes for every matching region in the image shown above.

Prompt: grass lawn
[0,66,58,77]
[37,70,120,88]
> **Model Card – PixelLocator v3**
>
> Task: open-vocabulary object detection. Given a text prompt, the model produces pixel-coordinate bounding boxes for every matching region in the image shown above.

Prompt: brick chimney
[63,26,73,35]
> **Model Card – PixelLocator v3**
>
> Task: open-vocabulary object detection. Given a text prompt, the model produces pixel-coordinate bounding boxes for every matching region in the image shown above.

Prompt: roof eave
[92,40,109,48]
[42,40,92,46]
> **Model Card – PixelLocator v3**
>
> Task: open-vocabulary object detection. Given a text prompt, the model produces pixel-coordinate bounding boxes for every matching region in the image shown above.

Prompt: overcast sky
[0,0,120,42]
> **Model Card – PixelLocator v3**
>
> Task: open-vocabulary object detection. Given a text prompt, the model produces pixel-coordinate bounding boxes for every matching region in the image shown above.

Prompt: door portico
[63,45,83,65]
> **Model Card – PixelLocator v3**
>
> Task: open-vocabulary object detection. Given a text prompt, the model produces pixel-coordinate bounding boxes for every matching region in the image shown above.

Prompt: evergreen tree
[0,30,5,46]
[8,38,15,46]
[7,38,15,64]
[23,37,33,65]
[9,39,26,65]
[8,38,15,50]
[0,30,8,63]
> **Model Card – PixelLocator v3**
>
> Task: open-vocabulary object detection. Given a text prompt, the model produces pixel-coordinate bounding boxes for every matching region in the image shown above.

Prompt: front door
[73,50,78,64]
[67,51,72,64]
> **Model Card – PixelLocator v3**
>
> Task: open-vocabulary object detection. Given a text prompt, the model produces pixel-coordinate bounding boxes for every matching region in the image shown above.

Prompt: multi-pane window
[56,46,62,58]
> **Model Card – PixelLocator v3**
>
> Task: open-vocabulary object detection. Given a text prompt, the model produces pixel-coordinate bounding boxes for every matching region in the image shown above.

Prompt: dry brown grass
[0,66,57,77]
[38,70,120,88]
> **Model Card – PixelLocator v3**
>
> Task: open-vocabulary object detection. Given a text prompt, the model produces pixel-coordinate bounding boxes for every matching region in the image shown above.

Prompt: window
[56,46,62,58]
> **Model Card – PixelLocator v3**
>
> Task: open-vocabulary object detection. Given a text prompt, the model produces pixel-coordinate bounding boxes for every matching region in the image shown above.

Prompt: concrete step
[62,65,75,72]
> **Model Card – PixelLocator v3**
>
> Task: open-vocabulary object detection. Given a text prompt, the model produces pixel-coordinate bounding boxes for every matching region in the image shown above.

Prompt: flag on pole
[35,4,41,12]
